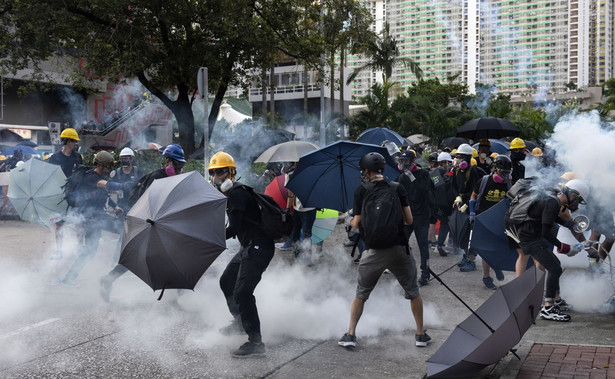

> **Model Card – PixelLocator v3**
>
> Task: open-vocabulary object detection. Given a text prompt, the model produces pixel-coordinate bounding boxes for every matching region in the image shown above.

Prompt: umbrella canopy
[254,141,319,163]
[440,137,468,150]
[448,210,471,249]
[119,171,227,292]
[456,117,520,140]
[407,134,430,145]
[18,140,38,148]
[427,266,545,378]
[311,208,338,244]
[470,199,533,272]
[285,141,399,212]
[2,145,39,157]
[264,174,288,209]
[356,127,407,147]
[0,129,24,144]
[472,139,510,155]
[7,158,67,227]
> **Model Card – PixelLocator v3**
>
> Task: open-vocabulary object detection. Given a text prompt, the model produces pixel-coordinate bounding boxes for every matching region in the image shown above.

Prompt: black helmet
[428,152,438,162]
[493,155,512,170]
[359,152,386,173]
[399,150,416,161]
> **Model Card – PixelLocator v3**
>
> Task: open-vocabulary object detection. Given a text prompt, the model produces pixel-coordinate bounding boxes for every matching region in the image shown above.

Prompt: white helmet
[120,147,135,157]
[456,143,473,156]
[563,179,590,203]
[437,152,453,162]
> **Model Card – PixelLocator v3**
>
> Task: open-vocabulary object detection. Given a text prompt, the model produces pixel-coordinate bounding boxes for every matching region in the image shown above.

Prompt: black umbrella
[448,210,470,250]
[457,117,520,140]
[440,137,468,150]
[0,129,24,143]
[18,140,38,148]
[427,266,545,378]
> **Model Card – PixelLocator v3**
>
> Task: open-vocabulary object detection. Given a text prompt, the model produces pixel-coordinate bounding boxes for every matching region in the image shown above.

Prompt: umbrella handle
[157,284,166,301]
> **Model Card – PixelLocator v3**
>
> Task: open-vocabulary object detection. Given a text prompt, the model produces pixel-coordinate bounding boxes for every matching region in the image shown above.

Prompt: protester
[476,139,492,174]
[509,137,526,185]
[108,147,139,214]
[396,150,435,286]
[468,155,511,289]
[428,152,456,257]
[504,179,590,321]
[212,151,274,358]
[99,144,186,302]
[58,151,123,285]
[427,152,439,170]
[47,128,83,260]
[338,152,430,349]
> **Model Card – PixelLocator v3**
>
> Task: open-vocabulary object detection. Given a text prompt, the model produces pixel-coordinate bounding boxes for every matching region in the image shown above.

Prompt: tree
[1,0,326,154]
[347,82,394,137]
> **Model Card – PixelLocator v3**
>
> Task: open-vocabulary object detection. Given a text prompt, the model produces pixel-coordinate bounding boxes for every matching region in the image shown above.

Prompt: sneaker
[554,298,572,312]
[540,305,571,322]
[99,276,112,302]
[460,261,476,272]
[219,320,243,336]
[279,241,294,251]
[437,246,448,257]
[456,254,469,267]
[418,276,429,286]
[482,277,496,290]
[338,333,357,347]
[495,269,505,281]
[415,331,432,347]
[429,241,437,249]
[231,341,265,358]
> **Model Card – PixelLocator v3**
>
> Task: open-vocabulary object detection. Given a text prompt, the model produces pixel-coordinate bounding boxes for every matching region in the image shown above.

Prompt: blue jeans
[404,217,430,279]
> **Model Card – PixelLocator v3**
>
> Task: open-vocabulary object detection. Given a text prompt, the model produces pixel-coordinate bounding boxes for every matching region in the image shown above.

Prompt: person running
[212,151,275,358]
[509,138,526,185]
[505,179,590,321]
[468,155,511,289]
[99,144,186,301]
[48,128,83,260]
[396,150,435,286]
[338,152,430,349]
[58,151,123,285]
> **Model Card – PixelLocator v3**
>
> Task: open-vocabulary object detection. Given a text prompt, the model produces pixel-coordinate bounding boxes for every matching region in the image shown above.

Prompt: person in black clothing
[212,151,274,358]
[476,139,492,174]
[396,150,435,286]
[428,152,456,257]
[468,155,511,289]
[99,144,185,302]
[509,137,526,185]
[58,151,123,285]
[452,144,487,270]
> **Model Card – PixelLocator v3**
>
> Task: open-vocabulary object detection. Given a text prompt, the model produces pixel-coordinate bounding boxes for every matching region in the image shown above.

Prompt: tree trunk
[269,63,275,126]
[303,67,308,139]
[330,56,335,114]
[339,47,345,117]
[173,93,196,156]
[261,69,267,122]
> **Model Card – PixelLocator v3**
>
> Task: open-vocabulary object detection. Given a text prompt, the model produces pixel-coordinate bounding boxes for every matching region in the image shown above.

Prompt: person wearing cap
[508,137,526,185]
[428,152,456,257]
[395,149,435,286]
[58,151,123,285]
[108,147,139,214]
[476,139,492,174]
[100,145,186,301]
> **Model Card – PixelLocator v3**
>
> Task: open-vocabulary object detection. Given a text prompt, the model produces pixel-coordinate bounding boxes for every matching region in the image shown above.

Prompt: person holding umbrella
[212,151,274,358]
[509,138,527,185]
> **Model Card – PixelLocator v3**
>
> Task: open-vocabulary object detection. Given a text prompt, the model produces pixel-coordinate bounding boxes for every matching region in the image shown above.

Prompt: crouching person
[338,152,431,348]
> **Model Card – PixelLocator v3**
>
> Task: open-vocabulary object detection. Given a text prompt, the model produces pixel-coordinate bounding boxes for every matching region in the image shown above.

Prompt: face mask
[493,174,504,183]
[511,151,526,161]
[409,163,418,172]
[213,176,233,192]
[458,160,468,170]
[120,158,131,167]
[480,153,487,159]
[165,166,177,176]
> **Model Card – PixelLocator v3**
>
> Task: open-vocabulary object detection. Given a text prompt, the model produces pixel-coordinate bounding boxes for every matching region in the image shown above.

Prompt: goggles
[209,168,229,176]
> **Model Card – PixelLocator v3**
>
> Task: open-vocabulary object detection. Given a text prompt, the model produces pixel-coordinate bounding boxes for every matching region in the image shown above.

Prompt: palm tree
[346,22,423,86]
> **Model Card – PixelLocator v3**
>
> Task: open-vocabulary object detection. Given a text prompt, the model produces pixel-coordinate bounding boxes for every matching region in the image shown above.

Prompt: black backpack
[231,184,293,241]
[360,181,404,249]
[61,165,93,208]
[506,177,536,200]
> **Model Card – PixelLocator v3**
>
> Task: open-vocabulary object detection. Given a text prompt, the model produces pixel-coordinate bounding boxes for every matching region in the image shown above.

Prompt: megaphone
[572,215,590,233]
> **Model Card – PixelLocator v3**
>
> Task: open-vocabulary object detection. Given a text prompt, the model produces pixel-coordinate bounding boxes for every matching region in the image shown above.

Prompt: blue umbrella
[2,145,39,156]
[356,127,407,147]
[472,139,510,155]
[470,199,533,272]
[285,141,399,212]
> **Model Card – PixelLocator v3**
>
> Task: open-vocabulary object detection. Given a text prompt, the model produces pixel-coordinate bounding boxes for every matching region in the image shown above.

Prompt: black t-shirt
[396,168,434,220]
[48,151,83,177]
[511,161,525,185]
[516,193,561,245]
[473,175,509,214]
[453,166,485,204]
[112,166,140,210]
[79,170,108,212]
[477,160,491,175]
[353,179,409,246]
[226,183,273,247]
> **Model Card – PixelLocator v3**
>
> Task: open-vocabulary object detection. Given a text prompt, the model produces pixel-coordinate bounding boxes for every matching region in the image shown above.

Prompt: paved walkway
[516,343,615,379]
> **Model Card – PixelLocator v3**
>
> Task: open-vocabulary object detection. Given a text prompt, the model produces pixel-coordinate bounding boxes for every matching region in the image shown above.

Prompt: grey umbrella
[254,140,319,163]
[119,171,227,295]
[427,265,545,378]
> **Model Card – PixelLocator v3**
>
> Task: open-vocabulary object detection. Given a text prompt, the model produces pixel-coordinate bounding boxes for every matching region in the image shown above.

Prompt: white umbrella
[254,140,319,163]
[407,134,430,145]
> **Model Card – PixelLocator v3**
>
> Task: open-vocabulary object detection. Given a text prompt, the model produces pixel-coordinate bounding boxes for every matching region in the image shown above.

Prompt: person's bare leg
[515,249,529,277]
[347,297,365,336]
[482,260,490,278]
[600,238,614,260]
[428,224,436,244]
[410,295,424,335]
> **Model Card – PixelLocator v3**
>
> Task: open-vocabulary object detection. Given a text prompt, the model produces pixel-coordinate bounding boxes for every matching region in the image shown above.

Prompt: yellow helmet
[471,157,477,166]
[208,151,237,169]
[509,137,526,150]
[472,148,478,158]
[490,152,498,159]
[560,172,578,182]
[531,147,543,157]
[60,128,80,141]
[451,148,457,155]
[0,155,6,161]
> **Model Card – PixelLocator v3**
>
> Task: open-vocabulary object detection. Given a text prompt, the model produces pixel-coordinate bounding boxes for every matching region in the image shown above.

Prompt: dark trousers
[219,243,274,343]
[520,239,562,300]
[291,209,317,242]
[404,217,430,279]
[436,216,450,247]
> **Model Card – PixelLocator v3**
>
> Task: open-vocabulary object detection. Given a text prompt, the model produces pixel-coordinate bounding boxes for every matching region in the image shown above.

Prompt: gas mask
[510,151,526,161]
[212,176,233,193]
[493,169,510,183]
[120,157,131,167]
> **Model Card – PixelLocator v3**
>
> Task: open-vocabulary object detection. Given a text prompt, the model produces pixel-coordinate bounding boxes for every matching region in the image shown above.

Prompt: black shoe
[338,333,357,347]
[415,331,432,347]
[99,276,112,302]
[495,269,505,281]
[555,298,572,311]
[231,341,265,358]
[437,246,448,257]
[482,277,496,290]
[219,320,243,336]
[344,241,355,247]
[418,276,429,286]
